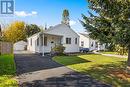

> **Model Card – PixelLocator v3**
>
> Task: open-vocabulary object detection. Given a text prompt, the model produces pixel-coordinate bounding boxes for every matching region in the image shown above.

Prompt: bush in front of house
[51,45,65,56]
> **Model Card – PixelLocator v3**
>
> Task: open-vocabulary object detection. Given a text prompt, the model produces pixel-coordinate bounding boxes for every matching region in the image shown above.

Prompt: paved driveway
[15,52,111,87]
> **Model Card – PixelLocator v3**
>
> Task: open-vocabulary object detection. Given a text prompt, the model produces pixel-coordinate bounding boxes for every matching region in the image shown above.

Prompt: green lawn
[53,54,130,87]
[0,54,18,87]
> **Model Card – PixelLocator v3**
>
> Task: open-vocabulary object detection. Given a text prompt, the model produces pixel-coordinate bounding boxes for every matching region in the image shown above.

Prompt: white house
[14,41,27,51]
[27,24,79,56]
[79,33,106,51]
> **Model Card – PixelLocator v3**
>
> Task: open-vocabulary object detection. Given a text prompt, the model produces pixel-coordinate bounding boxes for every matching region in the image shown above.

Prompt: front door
[50,40,55,51]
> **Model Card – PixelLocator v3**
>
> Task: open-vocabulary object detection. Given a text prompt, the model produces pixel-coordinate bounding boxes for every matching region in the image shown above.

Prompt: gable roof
[27,32,42,39]
[14,41,27,45]
[44,24,62,32]
[44,23,79,37]
[28,23,79,39]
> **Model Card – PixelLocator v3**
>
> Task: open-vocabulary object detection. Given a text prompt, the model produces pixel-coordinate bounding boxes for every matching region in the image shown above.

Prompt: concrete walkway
[15,52,111,87]
[102,54,127,58]
[94,51,127,58]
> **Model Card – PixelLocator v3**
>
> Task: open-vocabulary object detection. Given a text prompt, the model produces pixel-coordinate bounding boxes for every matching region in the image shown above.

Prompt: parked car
[80,48,89,53]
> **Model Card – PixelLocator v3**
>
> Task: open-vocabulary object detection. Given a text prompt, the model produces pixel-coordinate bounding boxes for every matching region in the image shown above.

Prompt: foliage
[115,45,128,55]
[0,25,2,41]
[52,45,65,55]
[104,44,128,56]
[0,36,2,41]
[62,9,69,17]
[53,54,129,87]
[62,9,70,25]
[81,0,130,66]
[0,54,17,87]
[81,0,130,46]
[3,21,26,43]
[25,24,41,37]
[2,22,41,43]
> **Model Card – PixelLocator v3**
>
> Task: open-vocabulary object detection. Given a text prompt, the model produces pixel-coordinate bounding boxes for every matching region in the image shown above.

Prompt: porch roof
[43,32,63,37]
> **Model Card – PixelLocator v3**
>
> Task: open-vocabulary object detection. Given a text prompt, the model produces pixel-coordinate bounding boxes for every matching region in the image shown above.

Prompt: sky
[0,0,90,32]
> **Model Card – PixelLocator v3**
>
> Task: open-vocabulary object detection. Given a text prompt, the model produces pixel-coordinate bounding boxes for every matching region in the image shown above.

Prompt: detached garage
[14,41,27,51]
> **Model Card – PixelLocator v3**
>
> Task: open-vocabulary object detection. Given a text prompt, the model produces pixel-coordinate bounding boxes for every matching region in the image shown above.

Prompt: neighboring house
[79,33,106,51]
[14,41,27,51]
[27,24,79,56]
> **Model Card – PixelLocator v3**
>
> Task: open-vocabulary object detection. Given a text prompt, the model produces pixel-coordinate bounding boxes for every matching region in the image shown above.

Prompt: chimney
[45,23,47,30]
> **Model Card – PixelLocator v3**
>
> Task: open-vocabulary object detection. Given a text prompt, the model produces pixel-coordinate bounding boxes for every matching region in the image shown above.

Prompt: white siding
[27,33,42,53]
[79,33,106,51]
[27,24,80,54]
[79,34,90,48]
[14,41,27,51]
[89,39,98,51]
[45,24,79,53]
[98,44,106,51]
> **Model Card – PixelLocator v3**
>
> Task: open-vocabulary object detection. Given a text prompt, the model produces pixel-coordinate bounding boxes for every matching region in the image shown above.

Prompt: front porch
[38,33,63,56]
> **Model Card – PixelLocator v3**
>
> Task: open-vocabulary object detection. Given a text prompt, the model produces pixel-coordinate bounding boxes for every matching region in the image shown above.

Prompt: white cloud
[32,11,37,15]
[69,20,76,26]
[15,11,37,17]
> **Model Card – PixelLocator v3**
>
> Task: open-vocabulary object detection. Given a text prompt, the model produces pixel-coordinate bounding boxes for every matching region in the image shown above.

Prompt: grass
[53,54,130,87]
[0,54,18,87]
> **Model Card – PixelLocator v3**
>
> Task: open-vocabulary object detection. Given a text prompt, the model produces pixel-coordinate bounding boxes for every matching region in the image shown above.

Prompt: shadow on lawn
[20,71,111,87]
[54,55,91,66]
[54,55,130,86]
[80,61,130,87]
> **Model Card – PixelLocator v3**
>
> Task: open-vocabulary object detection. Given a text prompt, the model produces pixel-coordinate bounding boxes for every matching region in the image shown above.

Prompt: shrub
[52,45,65,56]
[115,45,128,55]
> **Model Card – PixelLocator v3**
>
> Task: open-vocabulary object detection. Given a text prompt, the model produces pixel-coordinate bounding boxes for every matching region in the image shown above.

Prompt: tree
[3,21,26,43]
[62,9,70,25]
[81,0,130,71]
[25,24,41,37]
[0,25,2,41]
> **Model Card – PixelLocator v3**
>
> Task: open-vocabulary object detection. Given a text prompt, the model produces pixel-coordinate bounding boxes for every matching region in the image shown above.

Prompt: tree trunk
[127,47,130,73]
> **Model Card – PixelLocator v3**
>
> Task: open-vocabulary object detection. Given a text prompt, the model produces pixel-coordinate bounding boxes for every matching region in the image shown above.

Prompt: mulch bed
[110,70,130,80]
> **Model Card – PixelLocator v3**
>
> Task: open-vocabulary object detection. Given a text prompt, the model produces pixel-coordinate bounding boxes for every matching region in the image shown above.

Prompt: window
[95,42,98,48]
[30,38,32,46]
[75,38,78,44]
[91,42,93,47]
[37,38,39,46]
[66,38,71,44]
[81,41,84,47]
[44,37,47,46]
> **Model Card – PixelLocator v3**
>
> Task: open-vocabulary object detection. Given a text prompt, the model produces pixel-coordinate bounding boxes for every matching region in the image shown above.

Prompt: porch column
[42,34,44,56]
[39,34,41,53]
[98,43,100,51]
[61,37,63,45]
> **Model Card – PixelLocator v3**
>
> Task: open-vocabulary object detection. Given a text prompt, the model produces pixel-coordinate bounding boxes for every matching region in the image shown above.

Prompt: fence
[0,42,13,54]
